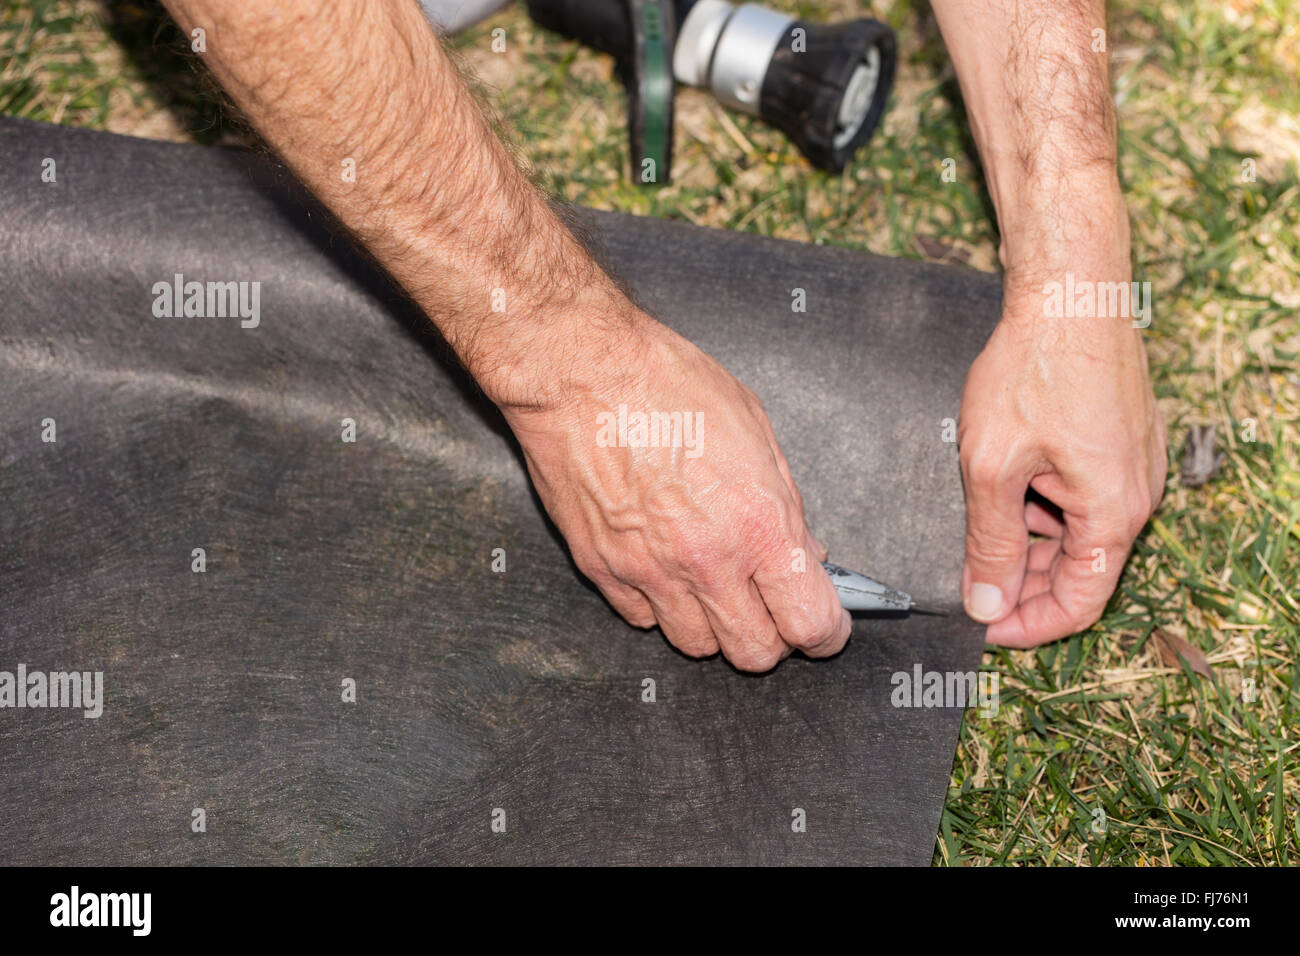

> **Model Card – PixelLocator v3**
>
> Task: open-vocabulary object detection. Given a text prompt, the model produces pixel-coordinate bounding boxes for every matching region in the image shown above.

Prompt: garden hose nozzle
[527,0,896,183]
[674,0,895,173]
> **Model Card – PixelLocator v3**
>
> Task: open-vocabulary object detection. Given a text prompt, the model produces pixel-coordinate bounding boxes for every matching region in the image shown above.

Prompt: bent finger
[753,551,851,658]
[649,589,720,659]
[698,578,787,673]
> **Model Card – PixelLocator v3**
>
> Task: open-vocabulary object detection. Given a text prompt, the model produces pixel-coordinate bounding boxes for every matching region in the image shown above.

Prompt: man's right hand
[499,314,851,672]
[156,0,847,671]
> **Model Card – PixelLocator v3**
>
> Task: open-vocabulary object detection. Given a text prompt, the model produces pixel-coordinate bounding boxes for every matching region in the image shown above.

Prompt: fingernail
[967,583,1003,622]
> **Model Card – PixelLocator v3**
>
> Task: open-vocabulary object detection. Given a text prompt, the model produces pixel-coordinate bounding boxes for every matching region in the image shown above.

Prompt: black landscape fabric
[0,117,1000,864]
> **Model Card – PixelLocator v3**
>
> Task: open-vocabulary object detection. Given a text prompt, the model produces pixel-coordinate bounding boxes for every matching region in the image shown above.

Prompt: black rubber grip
[759,18,897,172]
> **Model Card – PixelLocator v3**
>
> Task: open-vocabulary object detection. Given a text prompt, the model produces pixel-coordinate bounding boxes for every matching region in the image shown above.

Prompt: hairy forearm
[160,0,638,407]
[931,0,1129,292]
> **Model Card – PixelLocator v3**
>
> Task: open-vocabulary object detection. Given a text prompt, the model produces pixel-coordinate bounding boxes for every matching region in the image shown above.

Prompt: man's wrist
[465,288,650,414]
[997,173,1130,277]
[996,176,1133,326]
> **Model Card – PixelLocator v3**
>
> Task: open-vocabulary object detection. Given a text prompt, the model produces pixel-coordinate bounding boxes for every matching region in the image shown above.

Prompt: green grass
[3,0,1297,865]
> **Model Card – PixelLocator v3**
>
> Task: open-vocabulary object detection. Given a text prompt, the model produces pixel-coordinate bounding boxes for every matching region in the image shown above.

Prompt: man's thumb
[961,475,1030,623]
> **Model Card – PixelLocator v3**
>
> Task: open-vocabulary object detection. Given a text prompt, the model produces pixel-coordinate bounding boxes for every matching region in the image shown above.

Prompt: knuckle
[672,635,718,659]
[602,551,653,589]
[729,644,783,673]
[571,546,610,584]
[781,603,841,649]
[1125,492,1153,537]
[1150,465,1168,509]
[963,451,1003,490]
[1095,486,1151,544]
[621,604,657,629]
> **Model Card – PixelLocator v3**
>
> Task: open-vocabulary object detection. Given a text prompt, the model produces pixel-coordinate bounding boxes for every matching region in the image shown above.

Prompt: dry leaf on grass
[1153,629,1215,680]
